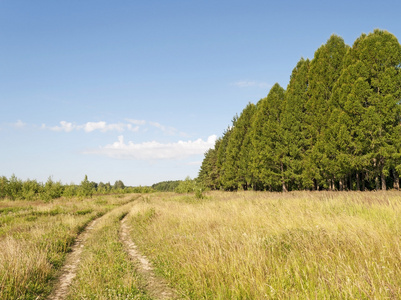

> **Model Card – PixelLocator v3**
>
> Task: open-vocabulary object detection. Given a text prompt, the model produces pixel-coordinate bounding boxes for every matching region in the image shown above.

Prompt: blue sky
[1,0,401,186]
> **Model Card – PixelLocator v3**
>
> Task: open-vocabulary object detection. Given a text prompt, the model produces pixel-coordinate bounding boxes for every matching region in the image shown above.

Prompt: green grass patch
[67,204,150,299]
[0,194,138,300]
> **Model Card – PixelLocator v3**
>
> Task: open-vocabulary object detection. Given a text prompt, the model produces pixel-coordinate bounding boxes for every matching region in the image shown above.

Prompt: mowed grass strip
[0,194,138,300]
[128,191,401,299]
[66,202,150,300]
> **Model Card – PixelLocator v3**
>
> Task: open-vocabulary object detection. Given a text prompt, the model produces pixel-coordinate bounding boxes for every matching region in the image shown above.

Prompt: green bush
[22,180,41,200]
[0,176,9,199]
[7,175,23,200]
[77,175,93,198]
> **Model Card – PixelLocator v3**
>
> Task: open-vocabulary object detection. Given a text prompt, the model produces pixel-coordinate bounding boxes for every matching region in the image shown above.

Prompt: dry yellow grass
[128,191,401,299]
[0,194,137,299]
[66,201,150,299]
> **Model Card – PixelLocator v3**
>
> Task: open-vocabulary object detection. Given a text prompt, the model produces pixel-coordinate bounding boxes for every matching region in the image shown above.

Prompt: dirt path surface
[47,219,99,300]
[120,215,177,300]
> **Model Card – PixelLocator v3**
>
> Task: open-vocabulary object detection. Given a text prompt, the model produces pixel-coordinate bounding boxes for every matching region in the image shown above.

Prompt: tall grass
[128,191,401,299]
[0,194,138,299]
[67,202,150,299]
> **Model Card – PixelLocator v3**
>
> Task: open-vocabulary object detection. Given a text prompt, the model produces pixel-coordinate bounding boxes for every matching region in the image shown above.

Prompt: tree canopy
[198,30,401,191]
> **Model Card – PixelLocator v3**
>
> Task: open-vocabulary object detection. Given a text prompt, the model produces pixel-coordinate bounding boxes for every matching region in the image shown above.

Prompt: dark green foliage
[303,34,349,189]
[0,175,155,201]
[198,29,401,192]
[221,103,256,190]
[250,83,286,191]
[198,142,220,190]
[215,127,234,189]
[113,180,125,190]
[282,58,310,190]
[40,177,64,201]
[7,174,23,200]
[329,29,401,190]
[175,176,196,193]
[77,175,93,198]
[152,180,181,192]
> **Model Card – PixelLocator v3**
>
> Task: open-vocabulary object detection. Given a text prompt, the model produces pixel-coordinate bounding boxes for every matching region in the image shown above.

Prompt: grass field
[128,191,401,299]
[1,191,401,299]
[66,200,150,299]
[0,194,139,299]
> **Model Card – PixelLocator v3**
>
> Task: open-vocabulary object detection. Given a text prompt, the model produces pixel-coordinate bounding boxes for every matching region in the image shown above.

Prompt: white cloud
[85,135,217,160]
[187,161,203,166]
[48,121,76,132]
[127,124,140,132]
[126,119,146,125]
[149,121,164,130]
[12,120,26,128]
[80,121,125,132]
[41,119,179,135]
[234,80,270,89]
[149,121,177,135]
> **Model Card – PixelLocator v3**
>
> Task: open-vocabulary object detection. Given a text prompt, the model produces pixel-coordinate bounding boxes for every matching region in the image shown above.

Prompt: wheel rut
[48,198,137,300]
[120,214,177,300]
[48,218,99,300]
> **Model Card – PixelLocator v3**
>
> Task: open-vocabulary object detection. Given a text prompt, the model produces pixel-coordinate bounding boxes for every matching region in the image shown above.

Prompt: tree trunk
[362,173,366,191]
[348,174,352,191]
[281,162,287,192]
[356,172,360,191]
[381,168,386,191]
[394,171,400,190]
[375,175,380,190]
[339,179,344,191]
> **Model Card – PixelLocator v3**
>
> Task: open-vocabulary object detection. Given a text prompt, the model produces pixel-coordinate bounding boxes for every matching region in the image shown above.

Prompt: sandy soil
[47,219,99,300]
[120,215,177,300]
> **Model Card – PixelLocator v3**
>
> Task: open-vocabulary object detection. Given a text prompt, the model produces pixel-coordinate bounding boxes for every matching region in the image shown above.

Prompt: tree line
[198,30,401,192]
[0,175,153,201]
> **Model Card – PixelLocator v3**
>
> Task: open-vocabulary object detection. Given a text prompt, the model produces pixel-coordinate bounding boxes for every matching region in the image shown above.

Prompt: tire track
[47,218,99,300]
[48,197,139,300]
[120,214,177,300]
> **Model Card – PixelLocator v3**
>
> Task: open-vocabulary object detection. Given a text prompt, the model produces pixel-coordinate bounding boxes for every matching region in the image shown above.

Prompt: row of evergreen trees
[198,30,401,192]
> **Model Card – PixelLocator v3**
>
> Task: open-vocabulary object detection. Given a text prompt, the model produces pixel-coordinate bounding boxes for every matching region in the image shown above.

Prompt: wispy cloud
[43,121,75,132]
[126,119,146,125]
[12,120,27,129]
[82,121,125,133]
[84,135,217,160]
[148,121,177,135]
[233,80,270,89]
[187,161,203,166]
[41,120,177,135]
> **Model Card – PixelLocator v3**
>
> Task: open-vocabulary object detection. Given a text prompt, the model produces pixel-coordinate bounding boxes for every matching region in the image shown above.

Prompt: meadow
[1,191,401,299]
[0,194,145,299]
[128,191,401,299]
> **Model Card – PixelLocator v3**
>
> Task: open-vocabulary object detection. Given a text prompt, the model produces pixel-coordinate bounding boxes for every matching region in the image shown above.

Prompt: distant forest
[198,29,401,192]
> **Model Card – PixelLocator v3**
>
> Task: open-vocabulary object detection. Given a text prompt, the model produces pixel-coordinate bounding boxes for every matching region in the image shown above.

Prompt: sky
[1,0,401,186]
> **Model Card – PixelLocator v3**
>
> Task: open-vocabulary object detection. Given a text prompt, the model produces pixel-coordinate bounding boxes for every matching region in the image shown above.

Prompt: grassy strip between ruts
[0,194,140,300]
[128,191,401,299]
[66,201,150,300]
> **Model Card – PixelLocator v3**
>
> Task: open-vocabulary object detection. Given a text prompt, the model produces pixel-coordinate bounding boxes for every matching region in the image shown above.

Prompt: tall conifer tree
[250,83,286,191]
[282,58,310,190]
[303,35,348,189]
[221,103,256,190]
[198,29,401,192]
[330,29,401,190]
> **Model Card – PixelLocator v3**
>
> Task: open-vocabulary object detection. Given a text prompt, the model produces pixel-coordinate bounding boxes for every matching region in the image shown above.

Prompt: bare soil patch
[47,219,98,300]
[120,215,177,300]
